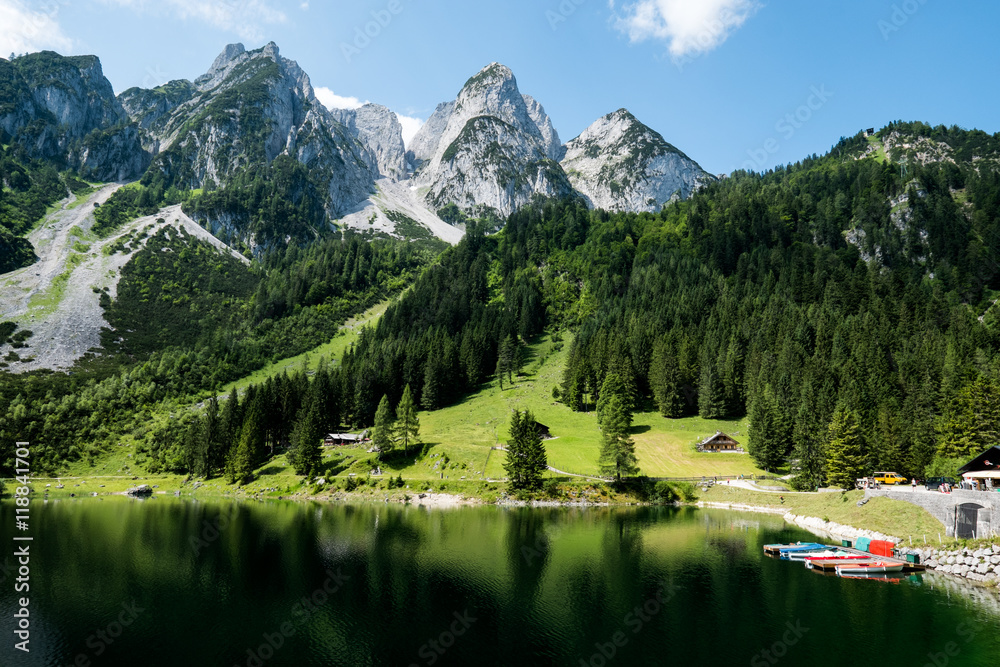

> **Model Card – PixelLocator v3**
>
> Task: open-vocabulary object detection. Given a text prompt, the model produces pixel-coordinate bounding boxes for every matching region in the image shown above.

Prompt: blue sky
[2,0,997,175]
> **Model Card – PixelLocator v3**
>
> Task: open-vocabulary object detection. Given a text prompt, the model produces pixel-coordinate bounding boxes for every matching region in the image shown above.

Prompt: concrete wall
[865,488,1000,538]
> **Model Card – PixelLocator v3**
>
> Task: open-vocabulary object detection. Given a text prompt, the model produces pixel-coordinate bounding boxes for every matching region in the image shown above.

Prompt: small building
[324,430,370,447]
[534,422,553,440]
[865,128,875,137]
[958,446,1000,491]
[697,432,744,453]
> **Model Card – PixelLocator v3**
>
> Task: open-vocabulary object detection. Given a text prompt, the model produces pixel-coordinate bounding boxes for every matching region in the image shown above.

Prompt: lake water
[1,498,997,666]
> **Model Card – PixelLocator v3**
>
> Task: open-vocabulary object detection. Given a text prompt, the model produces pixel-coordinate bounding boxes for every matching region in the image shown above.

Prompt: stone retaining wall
[865,487,1000,538]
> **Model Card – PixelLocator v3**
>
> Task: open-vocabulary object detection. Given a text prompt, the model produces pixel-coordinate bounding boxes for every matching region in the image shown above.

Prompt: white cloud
[101,0,286,41]
[612,0,759,58]
[315,87,366,111]
[396,114,424,147]
[0,0,73,56]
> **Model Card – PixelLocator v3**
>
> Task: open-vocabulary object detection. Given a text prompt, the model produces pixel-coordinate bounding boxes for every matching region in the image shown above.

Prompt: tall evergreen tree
[372,394,396,455]
[289,398,323,478]
[396,384,420,456]
[825,406,868,489]
[748,387,790,471]
[503,409,547,491]
[598,394,640,483]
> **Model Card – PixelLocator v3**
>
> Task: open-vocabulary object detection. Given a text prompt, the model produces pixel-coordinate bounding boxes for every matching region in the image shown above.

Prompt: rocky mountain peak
[561,109,712,212]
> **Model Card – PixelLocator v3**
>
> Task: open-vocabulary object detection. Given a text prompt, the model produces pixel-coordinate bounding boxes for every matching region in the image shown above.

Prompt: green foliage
[289,398,323,477]
[936,376,1000,460]
[395,385,420,456]
[104,226,256,355]
[747,387,791,472]
[503,409,547,491]
[924,456,965,482]
[372,394,396,455]
[825,406,868,489]
[598,394,639,482]
[92,184,163,237]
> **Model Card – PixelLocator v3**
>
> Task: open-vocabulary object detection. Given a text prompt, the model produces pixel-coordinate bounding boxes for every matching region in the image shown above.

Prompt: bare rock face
[412,63,575,219]
[331,103,407,181]
[522,94,564,162]
[130,42,378,219]
[0,52,148,180]
[561,109,713,212]
[407,100,454,168]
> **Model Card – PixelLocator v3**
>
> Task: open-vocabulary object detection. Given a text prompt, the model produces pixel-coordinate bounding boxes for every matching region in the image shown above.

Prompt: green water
[0,498,997,666]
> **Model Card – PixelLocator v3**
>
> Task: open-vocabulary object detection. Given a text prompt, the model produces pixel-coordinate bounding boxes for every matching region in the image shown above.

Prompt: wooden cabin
[697,432,744,453]
[324,430,370,447]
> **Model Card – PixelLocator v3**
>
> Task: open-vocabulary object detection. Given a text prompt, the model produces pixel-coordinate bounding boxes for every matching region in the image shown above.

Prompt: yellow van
[873,472,907,485]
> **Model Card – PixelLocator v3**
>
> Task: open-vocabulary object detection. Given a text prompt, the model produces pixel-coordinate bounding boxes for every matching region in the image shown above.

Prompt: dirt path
[0,188,245,373]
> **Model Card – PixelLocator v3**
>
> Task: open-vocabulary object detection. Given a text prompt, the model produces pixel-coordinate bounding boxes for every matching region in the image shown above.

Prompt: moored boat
[835,562,905,575]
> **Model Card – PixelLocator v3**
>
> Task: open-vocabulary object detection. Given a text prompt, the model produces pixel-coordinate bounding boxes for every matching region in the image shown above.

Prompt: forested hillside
[330,126,1000,488]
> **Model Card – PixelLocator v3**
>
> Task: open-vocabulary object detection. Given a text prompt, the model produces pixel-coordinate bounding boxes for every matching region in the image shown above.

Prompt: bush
[924,456,964,482]
[650,481,677,503]
[344,476,359,492]
[543,479,561,498]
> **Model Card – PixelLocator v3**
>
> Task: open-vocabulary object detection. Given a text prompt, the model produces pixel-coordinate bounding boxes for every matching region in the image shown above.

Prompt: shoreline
[22,486,1000,591]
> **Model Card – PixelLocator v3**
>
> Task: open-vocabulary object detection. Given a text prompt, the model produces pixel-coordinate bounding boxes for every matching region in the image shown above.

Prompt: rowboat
[802,554,868,569]
[835,562,905,575]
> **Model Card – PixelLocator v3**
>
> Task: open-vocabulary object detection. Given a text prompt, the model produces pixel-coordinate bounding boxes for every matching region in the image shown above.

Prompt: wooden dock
[764,544,926,573]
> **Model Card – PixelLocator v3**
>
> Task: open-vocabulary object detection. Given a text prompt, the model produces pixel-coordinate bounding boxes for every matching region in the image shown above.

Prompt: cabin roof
[959,446,1000,473]
[698,432,739,446]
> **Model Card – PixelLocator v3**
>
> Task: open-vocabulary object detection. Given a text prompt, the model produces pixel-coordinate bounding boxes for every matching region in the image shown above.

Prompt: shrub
[344,476,359,492]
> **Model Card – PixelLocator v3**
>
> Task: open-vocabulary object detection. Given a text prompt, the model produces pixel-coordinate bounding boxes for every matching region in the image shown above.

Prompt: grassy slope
[405,332,764,480]
[701,485,944,542]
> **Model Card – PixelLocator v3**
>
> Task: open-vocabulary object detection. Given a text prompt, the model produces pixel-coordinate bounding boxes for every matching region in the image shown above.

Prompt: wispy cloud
[0,0,73,56]
[611,0,759,58]
[101,0,286,41]
[315,88,424,148]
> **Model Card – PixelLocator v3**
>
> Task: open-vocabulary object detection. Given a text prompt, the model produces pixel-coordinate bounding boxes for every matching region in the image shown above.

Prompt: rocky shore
[916,545,1000,584]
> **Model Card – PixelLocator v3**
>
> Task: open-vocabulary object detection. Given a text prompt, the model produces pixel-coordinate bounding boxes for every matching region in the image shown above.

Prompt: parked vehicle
[874,472,907,485]
[924,476,958,491]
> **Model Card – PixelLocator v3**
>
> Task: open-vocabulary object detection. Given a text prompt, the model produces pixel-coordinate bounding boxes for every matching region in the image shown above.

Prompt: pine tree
[372,394,396,455]
[289,399,323,478]
[598,394,639,483]
[790,381,825,490]
[422,353,442,410]
[747,388,790,472]
[825,406,868,489]
[396,384,420,456]
[597,373,634,428]
[503,409,547,491]
[698,363,727,419]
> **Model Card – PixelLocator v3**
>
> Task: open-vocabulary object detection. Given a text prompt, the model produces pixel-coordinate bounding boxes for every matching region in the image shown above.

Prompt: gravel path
[0,187,246,373]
